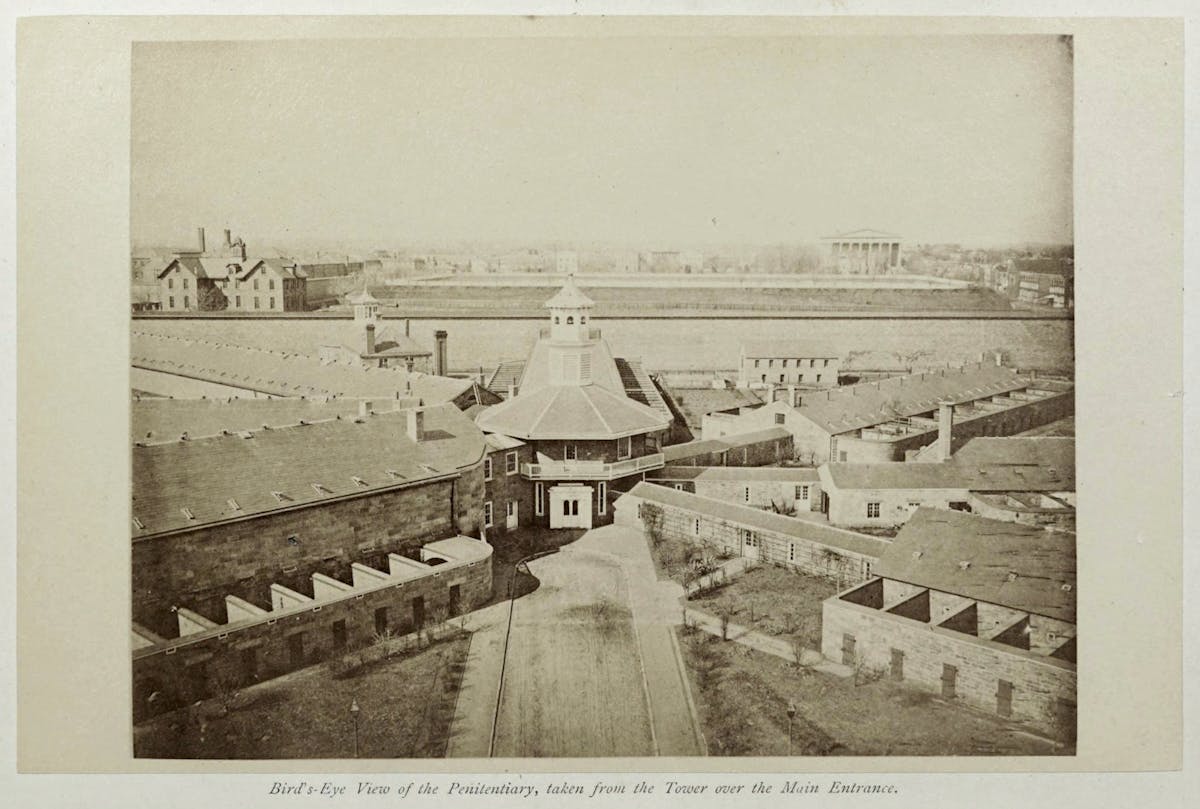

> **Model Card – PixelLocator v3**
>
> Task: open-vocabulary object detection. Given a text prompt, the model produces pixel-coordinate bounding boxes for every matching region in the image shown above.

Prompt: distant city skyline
[132,36,1073,250]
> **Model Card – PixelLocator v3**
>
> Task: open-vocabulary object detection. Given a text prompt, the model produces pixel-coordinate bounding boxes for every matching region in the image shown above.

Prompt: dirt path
[448,526,705,758]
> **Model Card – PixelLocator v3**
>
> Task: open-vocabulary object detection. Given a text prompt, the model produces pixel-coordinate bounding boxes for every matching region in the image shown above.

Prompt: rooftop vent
[1007,571,1018,582]
[385,469,404,480]
[312,483,332,495]
[1061,583,1073,592]
[958,560,971,570]
[912,550,923,560]
[132,516,144,531]
[271,491,291,503]
[351,476,368,487]
[227,498,241,512]
[181,507,195,521]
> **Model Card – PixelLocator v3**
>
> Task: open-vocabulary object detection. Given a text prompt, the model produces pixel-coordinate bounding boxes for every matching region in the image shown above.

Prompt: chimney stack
[406,408,425,442]
[937,401,954,461]
[223,228,232,248]
[196,227,206,254]
[404,319,411,338]
[365,322,376,355]
[434,330,448,376]
[507,384,517,399]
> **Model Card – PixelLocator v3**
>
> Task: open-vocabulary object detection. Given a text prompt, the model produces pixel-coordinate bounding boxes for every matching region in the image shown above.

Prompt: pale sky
[132,36,1073,249]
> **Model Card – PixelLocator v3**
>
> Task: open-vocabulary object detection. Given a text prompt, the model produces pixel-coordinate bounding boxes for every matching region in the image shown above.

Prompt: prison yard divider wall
[132,539,492,722]
[821,595,1076,738]
[133,467,486,639]
[614,483,888,587]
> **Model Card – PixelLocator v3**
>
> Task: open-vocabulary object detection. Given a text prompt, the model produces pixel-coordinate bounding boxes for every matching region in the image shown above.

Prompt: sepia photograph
[124,32,1081,760]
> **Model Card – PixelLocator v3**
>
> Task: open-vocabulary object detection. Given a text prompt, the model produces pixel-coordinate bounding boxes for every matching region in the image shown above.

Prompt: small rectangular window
[775,413,786,425]
[694,518,701,536]
[535,482,544,516]
[269,279,276,290]
[168,296,174,308]
[788,543,796,562]
[483,457,493,480]
[270,297,275,309]
[167,278,174,289]
[796,485,809,500]
[505,451,518,475]
[182,278,188,289]
[254,297,260,309]
[484,501,493,527]
[598,481,607,515]
[743,486,751,503]
[867,502,881,518]
[235,295,241,307]
[183,296,189,308]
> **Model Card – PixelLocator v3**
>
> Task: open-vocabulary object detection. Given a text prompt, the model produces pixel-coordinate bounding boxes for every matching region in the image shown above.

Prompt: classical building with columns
[822,229,904,274]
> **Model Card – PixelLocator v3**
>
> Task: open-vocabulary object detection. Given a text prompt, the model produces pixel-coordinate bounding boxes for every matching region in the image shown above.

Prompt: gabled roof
[132,330,472,403]
[132,397,419,445]
[243,257,303,280]
[347,288,381,306]
[474,383,670,440]
[822,437,1075,493]
[667,386,763,428]
[876,508,1075,622]
[131,403,486,538]
[792,365,1037,435]
[543,276,595,309]
[319,322,431,359]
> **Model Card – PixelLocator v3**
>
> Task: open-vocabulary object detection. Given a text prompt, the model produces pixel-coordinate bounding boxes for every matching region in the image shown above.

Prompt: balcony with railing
[521,452,665,481]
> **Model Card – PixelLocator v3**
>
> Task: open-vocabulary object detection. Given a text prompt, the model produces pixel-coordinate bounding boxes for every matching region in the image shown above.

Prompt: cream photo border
[10,7,1186,792]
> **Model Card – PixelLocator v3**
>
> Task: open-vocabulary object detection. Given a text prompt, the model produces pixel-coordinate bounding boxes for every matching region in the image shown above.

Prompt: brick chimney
[406,408,425,442]
[434,330,448,376]
[507,384,517,399]
[223,228,232,248]
[365,323,376,355]
[196,227,206,254]
[937,401,954,461]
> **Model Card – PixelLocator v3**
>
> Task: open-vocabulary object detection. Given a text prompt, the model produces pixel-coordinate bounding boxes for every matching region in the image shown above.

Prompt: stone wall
[133,476,474,637]
[132,548,491,722]
[826,485,973,528]
[693,479,821,514]
[615,491,879,586]
[821,596,1076,737]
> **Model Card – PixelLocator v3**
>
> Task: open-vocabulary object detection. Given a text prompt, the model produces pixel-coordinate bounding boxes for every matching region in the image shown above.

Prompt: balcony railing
[521,452,665,481]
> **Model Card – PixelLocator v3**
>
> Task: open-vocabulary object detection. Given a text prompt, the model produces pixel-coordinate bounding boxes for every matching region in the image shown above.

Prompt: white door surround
[549,484,593,529]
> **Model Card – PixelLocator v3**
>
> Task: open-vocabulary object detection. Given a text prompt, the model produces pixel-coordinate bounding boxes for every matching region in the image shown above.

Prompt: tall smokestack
[434,330,448,376]
[223,229,232,248]
[196,227,206,254]
[937,401,954,462]
[365,323,376,355]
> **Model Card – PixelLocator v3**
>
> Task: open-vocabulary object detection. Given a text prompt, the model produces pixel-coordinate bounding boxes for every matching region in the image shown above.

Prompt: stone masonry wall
[133,477,463,637]
[822,596,1076,736]
[616,493,877,586]
[132,549,491,722]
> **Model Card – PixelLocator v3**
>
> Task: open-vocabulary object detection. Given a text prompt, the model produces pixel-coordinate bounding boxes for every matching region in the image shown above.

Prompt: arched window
[554,316,560,324]
[581,316,587,324]
[567,316,574,325]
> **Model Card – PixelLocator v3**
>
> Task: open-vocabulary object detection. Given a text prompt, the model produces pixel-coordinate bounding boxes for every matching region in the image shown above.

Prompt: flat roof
[648,465,820,483]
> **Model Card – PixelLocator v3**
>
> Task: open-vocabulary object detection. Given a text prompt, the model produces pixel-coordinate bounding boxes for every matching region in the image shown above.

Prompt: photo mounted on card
[15,13,1183,781]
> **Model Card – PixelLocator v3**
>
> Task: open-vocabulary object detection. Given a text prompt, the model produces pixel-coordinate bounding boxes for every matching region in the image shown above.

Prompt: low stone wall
[131,542,491,723]
[821,595,1075,738]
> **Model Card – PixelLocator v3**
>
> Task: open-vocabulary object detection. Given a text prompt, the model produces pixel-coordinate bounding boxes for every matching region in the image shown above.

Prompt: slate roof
[624,482,891,559]
[875,508,1076,622]
[666,387,763,427]
[486,360,528,397]
[132,397,418,445]
[131,330,472,402]
[792,365,1037,435]
[613,359,673,422]
[475,383,670,440]
[740,341,843,360]
[822,438,1074,493]
[131,403,485,538]
[320,322,431,358]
